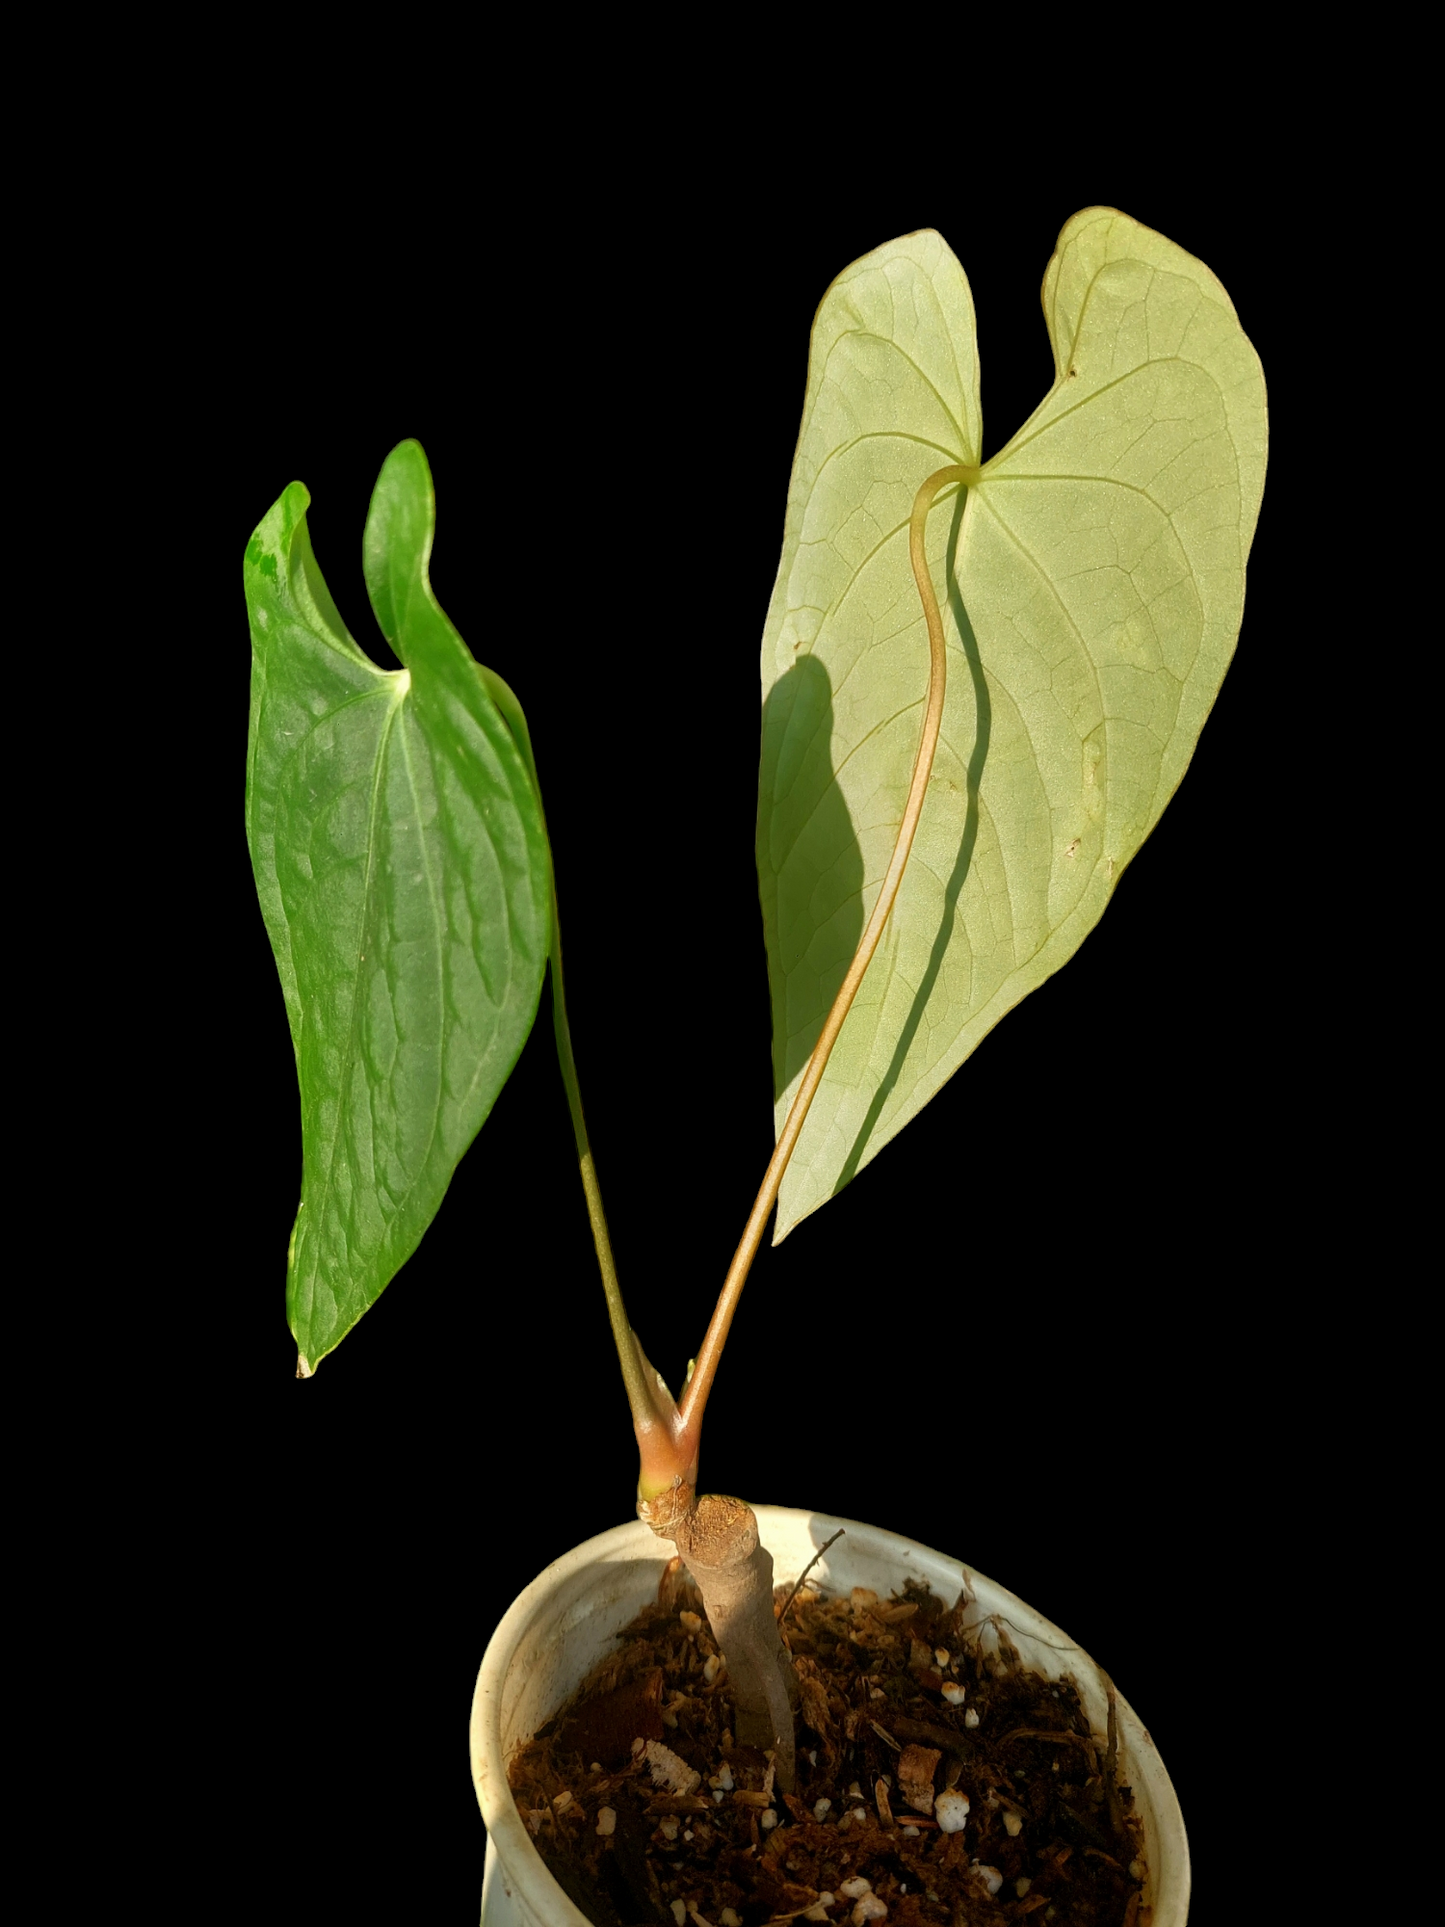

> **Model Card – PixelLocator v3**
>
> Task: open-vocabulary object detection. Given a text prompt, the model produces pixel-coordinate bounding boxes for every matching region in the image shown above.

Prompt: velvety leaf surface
[758,211,1267,1238]
[245,442,550,1370]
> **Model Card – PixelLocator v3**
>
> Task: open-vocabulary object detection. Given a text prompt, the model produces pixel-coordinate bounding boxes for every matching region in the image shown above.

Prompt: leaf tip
[378,437,433,498]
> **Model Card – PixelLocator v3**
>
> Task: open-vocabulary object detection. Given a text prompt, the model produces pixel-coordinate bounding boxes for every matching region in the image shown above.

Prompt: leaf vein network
[995,356,1223,468]
[807,429,965,495]
[970,490,1107,769]
[307,677,411,1296]
[822,328,968,456]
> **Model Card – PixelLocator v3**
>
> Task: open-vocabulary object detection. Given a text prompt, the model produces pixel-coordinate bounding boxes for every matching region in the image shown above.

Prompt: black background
[172,178,1307,1919]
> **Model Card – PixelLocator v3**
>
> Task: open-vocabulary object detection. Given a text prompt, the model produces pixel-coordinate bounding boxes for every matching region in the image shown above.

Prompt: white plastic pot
[471,1507,1189,1925]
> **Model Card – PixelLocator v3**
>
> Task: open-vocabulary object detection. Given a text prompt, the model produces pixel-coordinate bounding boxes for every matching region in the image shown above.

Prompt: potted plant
[245,210,1265,1924]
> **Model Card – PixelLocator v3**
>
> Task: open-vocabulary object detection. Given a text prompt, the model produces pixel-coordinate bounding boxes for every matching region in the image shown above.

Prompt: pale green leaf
[758,210,1267,1238]
[245,442,551,1370]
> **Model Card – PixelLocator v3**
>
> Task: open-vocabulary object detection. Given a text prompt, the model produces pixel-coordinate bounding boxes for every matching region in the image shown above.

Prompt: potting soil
[507,1559,1147,1926]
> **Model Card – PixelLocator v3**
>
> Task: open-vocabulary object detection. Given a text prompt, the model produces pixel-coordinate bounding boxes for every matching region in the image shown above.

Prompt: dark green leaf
[245,442,551,1371]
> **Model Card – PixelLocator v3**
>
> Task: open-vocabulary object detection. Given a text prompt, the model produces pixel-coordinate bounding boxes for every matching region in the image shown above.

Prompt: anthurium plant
[244,209,1266,1791]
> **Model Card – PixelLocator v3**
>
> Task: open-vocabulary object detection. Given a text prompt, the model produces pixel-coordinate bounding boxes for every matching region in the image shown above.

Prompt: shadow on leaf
[759,652,863,1106]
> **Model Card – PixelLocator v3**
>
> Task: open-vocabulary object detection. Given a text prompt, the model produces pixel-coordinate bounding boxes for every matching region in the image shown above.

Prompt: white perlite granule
[935,1789,970,1834]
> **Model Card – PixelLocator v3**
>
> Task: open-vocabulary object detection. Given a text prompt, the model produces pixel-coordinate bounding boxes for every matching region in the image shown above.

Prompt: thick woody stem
[647,1493,799,1793]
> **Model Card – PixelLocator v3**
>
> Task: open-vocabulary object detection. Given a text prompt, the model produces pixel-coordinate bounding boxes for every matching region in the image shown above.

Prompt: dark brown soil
[508,1556,1147,1927]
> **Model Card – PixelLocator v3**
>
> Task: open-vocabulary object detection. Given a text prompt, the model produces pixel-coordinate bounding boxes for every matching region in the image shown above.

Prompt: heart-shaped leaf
[245,441,551,1371]
[758,211,1267,1238]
